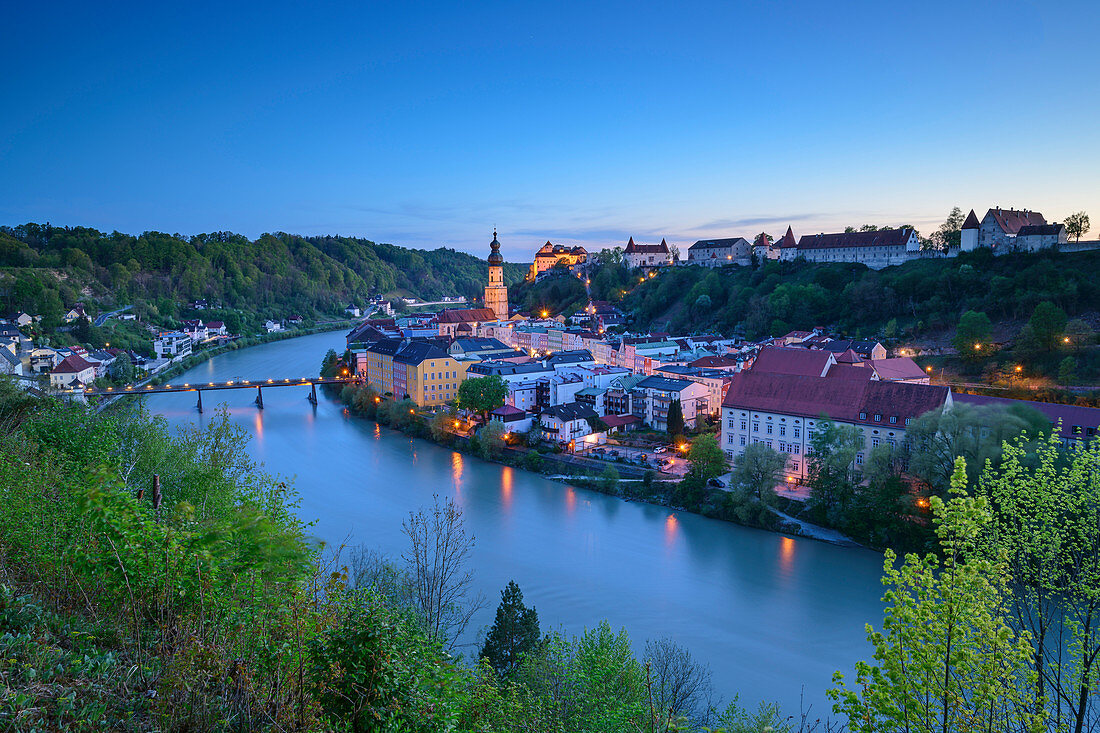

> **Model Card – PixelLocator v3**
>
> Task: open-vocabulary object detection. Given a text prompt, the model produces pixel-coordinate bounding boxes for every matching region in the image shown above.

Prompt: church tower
[484,230,509,321]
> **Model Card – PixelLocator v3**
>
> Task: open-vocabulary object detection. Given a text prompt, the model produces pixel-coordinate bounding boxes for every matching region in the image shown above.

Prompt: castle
[527,241,588,280]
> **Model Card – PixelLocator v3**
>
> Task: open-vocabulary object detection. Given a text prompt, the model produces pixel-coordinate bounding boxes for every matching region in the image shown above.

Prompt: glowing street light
[1015,365,1022,372]
[973,343,981,351]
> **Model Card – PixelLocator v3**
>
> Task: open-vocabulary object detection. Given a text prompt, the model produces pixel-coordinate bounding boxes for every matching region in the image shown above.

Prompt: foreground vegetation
[3,371,1099,730]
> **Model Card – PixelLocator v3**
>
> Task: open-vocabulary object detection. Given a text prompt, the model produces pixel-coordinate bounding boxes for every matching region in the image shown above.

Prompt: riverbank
[327,380,862,548]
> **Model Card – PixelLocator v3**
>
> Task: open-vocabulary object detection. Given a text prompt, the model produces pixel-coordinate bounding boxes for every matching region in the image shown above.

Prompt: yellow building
[396,342,471,407]
[527,241,587,280]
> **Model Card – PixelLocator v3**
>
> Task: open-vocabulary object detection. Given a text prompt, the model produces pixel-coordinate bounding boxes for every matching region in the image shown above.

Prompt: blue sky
[2,1,1097,261]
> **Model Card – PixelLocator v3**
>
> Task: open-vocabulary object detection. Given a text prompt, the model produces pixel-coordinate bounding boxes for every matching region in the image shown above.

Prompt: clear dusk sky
[2,1,1098,261]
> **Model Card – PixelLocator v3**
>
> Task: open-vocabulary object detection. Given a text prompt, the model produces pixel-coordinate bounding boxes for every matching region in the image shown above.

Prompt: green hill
[0,223,527,326]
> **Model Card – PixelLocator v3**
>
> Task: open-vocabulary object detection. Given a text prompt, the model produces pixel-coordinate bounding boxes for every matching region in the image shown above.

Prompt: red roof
[625,237,671,254]
[796,228,914,251]
[723,371,949,425]
[690,355,741,369]
[602,414,642,428]
[961,209,980,230]
[985,207,1046,236]
[834,349,862,364]
[825,364,874,381]
[750,346,833,377]
[870,357,927,381]
[52,354,96,374]
[437,308,495,324]
[779,226,797,248]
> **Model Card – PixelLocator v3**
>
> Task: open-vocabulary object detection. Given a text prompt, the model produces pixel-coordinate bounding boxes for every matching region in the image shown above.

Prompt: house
[634,375,710,431]
[539,402,600,447]
[781,228,920,269]
[345,304,361,318]
[869,358,929,384]
[29,347,63,374]
[64,304,88,323]
[528,242,588,281]
[437,308,496,338]
[821,340,888,361]
[190,299,209,310]
[0,343,22,376]
[961,207,1048,253]
[623,237,674,269]
[1015,224,1068,252]
[489,405,534,433]
[182,319,207,341]
[85,350,117,378]
[752,233,778,261]
[265,320,283,333]
[206,320,228,336]
[687,237,750,267]
[720,371,951,483]
[153,331,193,360]
[286,315,304,326]
[49,354,97,389]
[447,337,517,361]
[6,312,34,328]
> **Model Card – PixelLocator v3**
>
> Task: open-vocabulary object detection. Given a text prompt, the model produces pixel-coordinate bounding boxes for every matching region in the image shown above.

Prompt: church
[483,230,510,321]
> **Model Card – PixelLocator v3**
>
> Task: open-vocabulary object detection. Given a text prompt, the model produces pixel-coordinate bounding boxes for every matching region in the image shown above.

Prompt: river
[142,330,887,717]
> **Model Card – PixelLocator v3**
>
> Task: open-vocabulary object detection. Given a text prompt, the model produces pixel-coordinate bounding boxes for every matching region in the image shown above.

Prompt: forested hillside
[620,248,1100,339]
[0,223,526,324]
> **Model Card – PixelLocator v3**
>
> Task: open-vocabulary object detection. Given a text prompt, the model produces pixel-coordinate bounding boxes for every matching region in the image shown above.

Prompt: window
[872,437,880,447]
[890,416,897,424]
[859,412,867,420]
[790,462,799,472]
[766,424,773,435]
[793,427,800,438]
[753,421,759,432]
[779,425,786,436]
[873,414,881,422]
[778,441,786,452]
[887,439,896,448]
[855,453,864,465]
[740,436,746,446]
[793,444,800,455]
[741,419,747,431]
[727,434,735,445]
[905,418,912,426]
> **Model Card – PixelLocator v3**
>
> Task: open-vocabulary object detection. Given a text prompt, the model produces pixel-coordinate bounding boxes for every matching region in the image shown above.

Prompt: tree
[1057,356,1077,386]
[929,206,964,252]
[831,459,1043,733]
[666,399,684,437]
[1063,318,1094,352]
[479,580,540,677]
[457,375,508,419]
[805,418,864,526]
[728,442,786,501]
[686,434,727,482]
[952,309,993,360]
[901,402,1048,498]
[319,348,340,378]
[979,434,1100,733]
[598,464,619,493]
[476,420,507,460]
[401,495,485,649]
[110,352,133,383]
[1022,301,1068,353]
[643,636,713,723]
[1064,211,1090,243]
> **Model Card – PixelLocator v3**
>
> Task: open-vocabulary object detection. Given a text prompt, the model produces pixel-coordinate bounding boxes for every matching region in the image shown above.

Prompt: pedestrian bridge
[81,375,361,411]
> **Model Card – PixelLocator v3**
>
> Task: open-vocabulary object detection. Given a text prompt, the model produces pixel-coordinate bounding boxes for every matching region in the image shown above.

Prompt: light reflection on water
[143,330,886,717]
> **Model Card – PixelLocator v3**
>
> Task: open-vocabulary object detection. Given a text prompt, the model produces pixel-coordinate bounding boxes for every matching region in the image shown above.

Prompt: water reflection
[664,513,679,548]
[253,411,264,442]
[780,536,795,575]
[451,452,464,494]
[565,487,577,515]
[501,466,513,511]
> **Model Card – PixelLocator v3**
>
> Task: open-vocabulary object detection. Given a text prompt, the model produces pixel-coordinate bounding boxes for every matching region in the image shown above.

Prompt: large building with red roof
[960,206,1048,253]
[623,237,675,269]
[720,370,952,483]
[779,227,920,270]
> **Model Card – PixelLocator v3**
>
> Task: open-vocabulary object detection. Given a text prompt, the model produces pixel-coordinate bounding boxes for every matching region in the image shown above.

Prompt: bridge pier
[308,382,318,405]
[255,385,264,409]
[196,389,203,413]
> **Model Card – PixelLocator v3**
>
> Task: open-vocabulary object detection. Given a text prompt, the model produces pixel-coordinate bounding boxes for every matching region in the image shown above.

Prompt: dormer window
[859,412,867,420]
[889,416,897,424]
[874,414,881,422]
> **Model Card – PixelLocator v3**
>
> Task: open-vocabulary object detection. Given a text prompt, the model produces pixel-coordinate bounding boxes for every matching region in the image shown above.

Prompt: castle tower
[484,230,509,321]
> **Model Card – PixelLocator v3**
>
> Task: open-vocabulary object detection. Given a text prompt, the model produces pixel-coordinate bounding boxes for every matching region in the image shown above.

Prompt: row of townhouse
[351,337,473,408]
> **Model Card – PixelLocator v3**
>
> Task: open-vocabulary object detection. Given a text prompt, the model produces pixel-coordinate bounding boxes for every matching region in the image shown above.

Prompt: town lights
[1015,365,1023,372]
[1064,337,1071,343]
[453,420,460,428]
[541,310,549,318]
[925,366,932,373]
[974,344,981,350]
[374,396,381,403]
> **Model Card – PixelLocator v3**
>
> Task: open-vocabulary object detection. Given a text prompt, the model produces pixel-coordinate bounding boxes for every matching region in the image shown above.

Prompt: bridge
[81,375,361,412]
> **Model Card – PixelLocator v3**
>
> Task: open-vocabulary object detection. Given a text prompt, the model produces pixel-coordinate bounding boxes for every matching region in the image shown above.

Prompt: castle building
[484,230,510,321]
[528,241,588,280]
[960,207,1051,253]
[623,237,675,269]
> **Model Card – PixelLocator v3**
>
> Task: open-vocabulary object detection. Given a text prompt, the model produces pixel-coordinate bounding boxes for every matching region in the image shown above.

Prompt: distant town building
[484,230,510,320]
[624,237,674,269]
[781,228,920,269]
[153,331,192,360]
[49,354,97,389]
[528,241,588,281]
[437,308,497,338]
[687,237,750,267]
